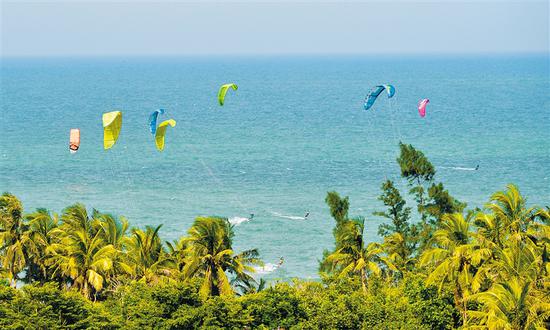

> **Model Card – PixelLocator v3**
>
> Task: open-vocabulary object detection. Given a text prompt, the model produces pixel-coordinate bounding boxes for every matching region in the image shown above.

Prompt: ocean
[1,55,549,280]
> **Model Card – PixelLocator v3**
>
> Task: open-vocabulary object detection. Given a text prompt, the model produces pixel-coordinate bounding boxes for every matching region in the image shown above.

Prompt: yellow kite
[102,111,122,149]
[218,83,238,106]
[155,119,176,151]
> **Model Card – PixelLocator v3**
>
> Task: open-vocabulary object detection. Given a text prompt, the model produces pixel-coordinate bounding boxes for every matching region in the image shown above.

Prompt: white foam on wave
[228,216,250,226]
[270,211,306,221]
[254,263,280,274]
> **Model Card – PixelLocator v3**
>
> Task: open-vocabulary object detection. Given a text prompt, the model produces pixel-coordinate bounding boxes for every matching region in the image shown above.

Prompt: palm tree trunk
[83,280,89,299]
[454,280,467,326]
[361,268,367,292]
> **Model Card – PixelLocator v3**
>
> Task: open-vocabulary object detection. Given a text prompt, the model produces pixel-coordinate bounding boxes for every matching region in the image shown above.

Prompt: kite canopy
[418,99,429,117]
[382,84,395,98]
[69,128,80,154]
[149,109,165,135]
[364,84,396,110]
[103,111,122,150]
[218,83,238,106]
[155,119,176,151]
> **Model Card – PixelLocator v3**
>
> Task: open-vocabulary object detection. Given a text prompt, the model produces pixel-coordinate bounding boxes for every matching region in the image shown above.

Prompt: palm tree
[382,232,416,275]
[485,184,537,243]
[475,212,506,249]
[182,216,261,299]
[420,213,491,325]
[47,204,116,299]
[0,193,29,287]
[166,236,188,281]
[234,277,267,295]
[93,212,129,287]
[467,277,550,329]
[24,208,59,283]
[121,225,174,284]
[326,217,395,292]
[493,240,543,284]
[93,211,129,249]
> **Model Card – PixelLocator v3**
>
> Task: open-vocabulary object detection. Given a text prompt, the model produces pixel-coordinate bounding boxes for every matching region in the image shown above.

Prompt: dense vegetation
[1,143,548,329]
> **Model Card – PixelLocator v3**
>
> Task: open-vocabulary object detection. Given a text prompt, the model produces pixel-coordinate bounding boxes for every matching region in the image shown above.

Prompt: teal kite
[364,84,395,111]
[149,109,165,135]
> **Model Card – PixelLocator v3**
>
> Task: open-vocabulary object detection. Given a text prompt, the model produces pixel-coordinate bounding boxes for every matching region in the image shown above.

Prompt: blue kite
[149,109,165,135]
[364,84,395,110]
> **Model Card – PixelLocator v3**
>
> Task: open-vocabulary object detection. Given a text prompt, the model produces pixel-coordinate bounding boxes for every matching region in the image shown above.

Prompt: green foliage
[0,192,28,287]
[397,142,435,185]
[375,180,412,237]
[47,203,118,299]
[325,217,394,291]
[0,144,548,329]
[183,216,261,300]
[395,142,466,251]
[402,276,460,329]
[422,182,466,223]
[0,283,98,329]
[23,208,59,284]
[122,224,174,284]
[418,185,550,328]
[325,191,350,226]
[321,191,352,274]
[374,180,419,272]
[241,282,307,329]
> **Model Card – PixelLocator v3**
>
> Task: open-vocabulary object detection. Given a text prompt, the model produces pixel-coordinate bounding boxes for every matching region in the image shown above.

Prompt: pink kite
[418,99,429,117]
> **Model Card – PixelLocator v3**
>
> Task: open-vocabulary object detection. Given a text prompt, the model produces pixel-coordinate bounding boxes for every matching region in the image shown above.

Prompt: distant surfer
[278,257,284,266]
[475,164,479,171]
[249,213,254,221]
[304,212,310,219]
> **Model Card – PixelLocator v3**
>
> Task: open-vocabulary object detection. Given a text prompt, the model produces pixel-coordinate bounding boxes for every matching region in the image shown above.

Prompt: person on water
[304,212,310,219]
[249,213,254,220]
[475,164,479,170]
[278,257,284,266]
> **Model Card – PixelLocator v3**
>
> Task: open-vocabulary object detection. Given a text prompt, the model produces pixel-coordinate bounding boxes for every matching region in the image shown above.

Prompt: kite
[418,99,429,118]
[149,109,165,135]
[69,128,80,154]
[155,119,176,151]
[364,84,395,111]
[218,83,238,106]
[103,111,122,150]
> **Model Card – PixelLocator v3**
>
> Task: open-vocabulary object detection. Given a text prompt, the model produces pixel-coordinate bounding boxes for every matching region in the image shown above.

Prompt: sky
[1,1,548,56]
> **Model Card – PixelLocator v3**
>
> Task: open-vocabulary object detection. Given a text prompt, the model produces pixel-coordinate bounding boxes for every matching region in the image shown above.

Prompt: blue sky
[1,1,548,56]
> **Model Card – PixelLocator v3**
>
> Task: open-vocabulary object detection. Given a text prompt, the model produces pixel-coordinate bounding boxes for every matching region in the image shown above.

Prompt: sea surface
[1,55,549,280]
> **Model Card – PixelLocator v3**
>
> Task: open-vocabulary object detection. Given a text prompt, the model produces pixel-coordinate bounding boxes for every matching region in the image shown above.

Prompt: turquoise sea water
[1,55,549,280]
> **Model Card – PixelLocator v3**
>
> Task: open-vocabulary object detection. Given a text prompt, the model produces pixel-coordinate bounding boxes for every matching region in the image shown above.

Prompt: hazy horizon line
[2,50,548,60]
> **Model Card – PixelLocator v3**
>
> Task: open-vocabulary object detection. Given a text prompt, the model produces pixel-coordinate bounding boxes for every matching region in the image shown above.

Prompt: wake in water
[228,216,250,226]
[270,211,308,220]
[254,258,284,274]
[439,166,478,171]
[254,263,280,274]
